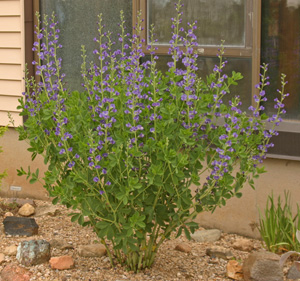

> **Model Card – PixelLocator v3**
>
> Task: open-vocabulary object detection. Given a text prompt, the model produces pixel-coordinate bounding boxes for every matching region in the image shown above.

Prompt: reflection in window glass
[141,55,252,111]
[148,0,246,47]
[261,0,300,120]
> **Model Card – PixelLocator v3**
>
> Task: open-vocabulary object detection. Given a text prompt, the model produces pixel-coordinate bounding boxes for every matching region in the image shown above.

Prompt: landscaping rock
[287,264,300,280]
[4,245,18,256]
[18,203,35,217]
[233,238,254,252]
[174,243,192,253]
[77,244,107,257]
[4,212,14,218]
[0,253,5,264]
[243,251,283,281]
[227,260,243,280]
[6,198,35,207]
[16,240,50,266]
[34,205,60,217]
[191,229,221,243]
[49,256,75,270]
[0,263,31,281]
[3,217,38,236]
[206,246,233,260]
[49,238,74,250]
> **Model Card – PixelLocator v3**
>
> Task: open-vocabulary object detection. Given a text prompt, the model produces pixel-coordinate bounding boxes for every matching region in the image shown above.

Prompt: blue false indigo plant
[17,2,288,272]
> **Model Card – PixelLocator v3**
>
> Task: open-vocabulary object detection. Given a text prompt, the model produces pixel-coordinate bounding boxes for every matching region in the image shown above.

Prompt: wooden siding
[0,0,24,126]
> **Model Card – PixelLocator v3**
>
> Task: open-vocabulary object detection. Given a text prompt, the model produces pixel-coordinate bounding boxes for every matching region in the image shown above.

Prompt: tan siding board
[0,95,21,112]
[0,1,21,16]
[0,80,22,96]
[0,48,22,64]
[0,16,21,32]
[0,64,22,80]
[0,111,22,126]
[0,32,21,48]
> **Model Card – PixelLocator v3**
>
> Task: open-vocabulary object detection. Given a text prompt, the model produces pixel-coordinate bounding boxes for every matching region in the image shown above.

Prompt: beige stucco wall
[0,128,299,238]
[0,0,24,127]
[0,128,48,199]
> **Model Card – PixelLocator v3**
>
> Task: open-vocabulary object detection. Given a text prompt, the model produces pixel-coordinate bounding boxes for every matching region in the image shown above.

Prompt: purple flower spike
[93,177,99,183]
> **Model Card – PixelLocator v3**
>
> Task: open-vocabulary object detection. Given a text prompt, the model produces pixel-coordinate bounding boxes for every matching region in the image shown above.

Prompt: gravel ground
[0,199,293,281]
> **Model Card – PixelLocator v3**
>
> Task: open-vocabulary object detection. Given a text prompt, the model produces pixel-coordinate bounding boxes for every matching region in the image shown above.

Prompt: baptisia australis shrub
[17,2,288,271]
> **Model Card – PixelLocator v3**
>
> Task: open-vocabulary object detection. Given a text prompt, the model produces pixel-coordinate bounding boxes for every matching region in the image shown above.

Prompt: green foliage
[258,191,300,253]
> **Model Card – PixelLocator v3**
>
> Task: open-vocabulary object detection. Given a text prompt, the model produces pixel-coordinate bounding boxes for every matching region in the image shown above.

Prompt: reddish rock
[0,263,31,281]
[227,260,243,280]
[175,243,192,253]
[49,256,75,270]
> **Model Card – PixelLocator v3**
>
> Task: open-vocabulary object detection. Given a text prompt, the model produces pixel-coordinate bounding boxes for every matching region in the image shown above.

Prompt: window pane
[141,55,252,111]
[40,0,132,90]
[261,0,300,120]
[148,0,246,47]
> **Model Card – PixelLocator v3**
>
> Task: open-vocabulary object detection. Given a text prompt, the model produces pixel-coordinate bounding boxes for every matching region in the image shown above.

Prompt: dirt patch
[0,198,293,280]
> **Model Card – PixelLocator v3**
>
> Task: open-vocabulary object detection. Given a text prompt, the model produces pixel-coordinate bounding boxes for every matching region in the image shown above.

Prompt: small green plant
[258,191,300,253]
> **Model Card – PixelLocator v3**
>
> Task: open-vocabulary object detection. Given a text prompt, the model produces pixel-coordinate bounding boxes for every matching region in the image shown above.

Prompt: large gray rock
[191,229,221,243]
[16,240,50,266]
[3,217,38,236]
[287,264,300,280]
[243,251,283,281]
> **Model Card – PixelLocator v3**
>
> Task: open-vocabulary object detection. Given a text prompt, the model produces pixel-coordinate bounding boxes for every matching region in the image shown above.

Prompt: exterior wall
[195,158,300,238]
[0,128,48,199]
[0,0,24,127]
[1,129,300,239]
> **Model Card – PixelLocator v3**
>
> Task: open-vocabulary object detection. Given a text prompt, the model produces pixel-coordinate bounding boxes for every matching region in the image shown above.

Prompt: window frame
[133,0,261,107]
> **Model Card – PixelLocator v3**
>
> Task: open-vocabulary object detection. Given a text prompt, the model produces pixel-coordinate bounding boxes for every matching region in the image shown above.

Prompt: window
[134,0,300,159]
[261,0,300,159]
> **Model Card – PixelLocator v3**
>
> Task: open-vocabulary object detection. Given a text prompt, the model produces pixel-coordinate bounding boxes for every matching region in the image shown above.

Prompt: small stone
[3,217,38,236]
[4,212,14,218]
[16,240,50,266]
[49,256,75,270]
[77,244,107,257]
[34,205,60,217]
[49,239,74,250]
[191,229,221,243]
[233,238,254,252]
[287,264,300,280]
[206,246,233,260]
[18,203,35,217]
[227,260,243,280]
[0,263,31,281]
[175,243,192,253]
[4,245,18,256]
[243,251,283,281]
[0,253,5,264]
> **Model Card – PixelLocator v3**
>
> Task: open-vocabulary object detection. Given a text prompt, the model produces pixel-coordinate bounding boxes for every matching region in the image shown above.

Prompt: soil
[0,198,293,281]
